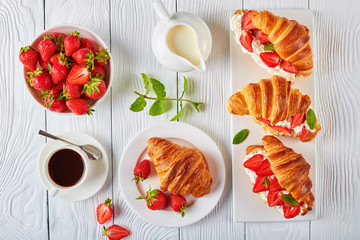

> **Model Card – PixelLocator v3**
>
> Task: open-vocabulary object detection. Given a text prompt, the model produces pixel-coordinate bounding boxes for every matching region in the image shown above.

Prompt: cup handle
[152,0,171,20]
[49,188,59,198]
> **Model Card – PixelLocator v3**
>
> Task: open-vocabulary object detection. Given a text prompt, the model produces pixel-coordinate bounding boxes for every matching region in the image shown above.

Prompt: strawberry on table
[83,78,107,99]
[72,48,92,65]
[64,31,80,56]
[267,191,284,207]
[50,64,69,84]
[137,186,168,210]
[19,46,39,71]
[132,160,151,184]
[79,37,95,51]
[255,159,274,176]
[169,194,189,217]
[96,198,113,224]
[242,10,255,30]
[89,66,106,79]
[42,88,67,112]
[66,65,90,85]
[60,81,83,99]
[66,98,93,115]
[260,51,281,68]
[38,36,56,61]
[103,225,129,240]
[240,31,253,52]
[27,68,53,91]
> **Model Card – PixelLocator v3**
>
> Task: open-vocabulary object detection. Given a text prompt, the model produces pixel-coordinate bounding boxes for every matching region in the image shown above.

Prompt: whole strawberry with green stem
[19,46,39,71]
[50,32,66,52]
[38,35,56,61]
[27,68,53,91]
[96,198,113,224]
[72,47,92,65]
[50,64,69,84]
[132,160,151,184]
[94,46,110,67]
[169,194,190,217]
[137,186,168,210]
[60,81,83,99]
[103,225,129,240]
[83,77,107,99]
[64,31,80,56]
[79,37,94,51]
[41,88,67,112]
[66,98,93,115]
[50,52,69,71]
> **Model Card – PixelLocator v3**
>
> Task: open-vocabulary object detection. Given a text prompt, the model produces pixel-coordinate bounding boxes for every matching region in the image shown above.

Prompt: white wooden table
[1,0,359,239]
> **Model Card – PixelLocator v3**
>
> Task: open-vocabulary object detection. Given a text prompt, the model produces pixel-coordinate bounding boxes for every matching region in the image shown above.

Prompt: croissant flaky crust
[228,75,321,142]
[147,137,212,198]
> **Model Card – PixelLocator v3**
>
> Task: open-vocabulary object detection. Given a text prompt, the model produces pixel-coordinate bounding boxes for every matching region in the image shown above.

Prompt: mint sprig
[281,194,299,206]
[130,74,203,120]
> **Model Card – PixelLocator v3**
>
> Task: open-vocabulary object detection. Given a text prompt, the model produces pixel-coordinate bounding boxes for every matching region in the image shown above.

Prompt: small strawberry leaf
[232,129,249,144]
[149,100,166,116]
[281,194,299,206]
[130,96,147,112]
[150,78,166,100]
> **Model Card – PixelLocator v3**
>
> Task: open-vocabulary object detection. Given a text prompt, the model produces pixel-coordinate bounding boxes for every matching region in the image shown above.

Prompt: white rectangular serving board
[230,10,317,222]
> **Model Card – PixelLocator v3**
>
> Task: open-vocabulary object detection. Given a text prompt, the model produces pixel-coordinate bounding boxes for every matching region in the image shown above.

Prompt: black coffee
[48,149,84,187]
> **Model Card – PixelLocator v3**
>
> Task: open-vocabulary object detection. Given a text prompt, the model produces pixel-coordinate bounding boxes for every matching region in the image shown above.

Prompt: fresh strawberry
[255,159,274,176]
[169,194,189,217]
[54,80,66,90]
[242,10,256,30]
[267,191,284,207]
[290,113,306,128]
[64,31,80,56]
[66,98,93,115]
[271,125,291,135]
[137,186,168,210]
[68,62,77,70]
[103,225,129,240]
[39,57,52,70]
[27,68,53,91]
[60,81,83,99]
[299,127,311,141]
[132,160,151,184]
[253,176,269,193]
[89,66,106,79]
[256,117,271,125]
[72,48,92,65]
[19,46,39,71]
[260,51,281,68]
[240,31,253,52]
[256,30,269,44]
[283,202,300,219]
[50,64,69,84]
[269,176,285,191]
[243,154,264,172]
[42,88,67,112]
[94,47,110,67]
[50,32,66,52]
[83,78,107,99]
[96,198,113,224]
[66,65,90,85]
[38,37,56,61]
[281,60,298,74]
[50,52,69,71]
[51,32,66,40]
[80,37,95,51]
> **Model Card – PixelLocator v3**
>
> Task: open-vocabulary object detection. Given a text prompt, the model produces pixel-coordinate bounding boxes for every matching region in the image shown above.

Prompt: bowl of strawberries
[19,24,112,115]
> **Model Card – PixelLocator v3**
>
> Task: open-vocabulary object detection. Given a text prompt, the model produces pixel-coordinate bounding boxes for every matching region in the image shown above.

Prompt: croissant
[147,137,212,198]
[231,10,313,81]
[228,75,321,142]
[244,136,314,217]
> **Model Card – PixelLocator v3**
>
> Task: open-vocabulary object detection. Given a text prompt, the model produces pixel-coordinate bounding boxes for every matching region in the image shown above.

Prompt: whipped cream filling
[231,13,296,82]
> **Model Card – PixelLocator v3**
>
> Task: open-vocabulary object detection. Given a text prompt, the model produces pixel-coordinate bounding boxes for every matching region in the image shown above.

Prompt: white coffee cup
[43,145,89,197]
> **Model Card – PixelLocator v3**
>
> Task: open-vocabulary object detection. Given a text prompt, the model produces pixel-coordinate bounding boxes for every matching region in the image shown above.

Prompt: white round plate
[119,122,225,227]
[38,132,109,201]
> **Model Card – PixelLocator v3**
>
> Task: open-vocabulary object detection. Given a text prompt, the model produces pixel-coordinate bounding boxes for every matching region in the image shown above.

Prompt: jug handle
[152,0,171,20]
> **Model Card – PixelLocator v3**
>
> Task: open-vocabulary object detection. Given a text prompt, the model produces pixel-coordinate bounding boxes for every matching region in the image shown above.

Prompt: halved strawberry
[66,65,89,85]
[271,125,291,135]
[267,191,284,207]
[253,176,269,193]
[255,159,274,176]
[269,176,286,191]
[256,117,271,125]
[281,60,298,74]
[260,51,281,68]
[243,154,264,172]
[299,127,311,141]
[256,30,269,44]
[242,11,255,30]
[290,113,306,128]
[240,31,253,52]
[283,202,300,219]
[96,198,113,224]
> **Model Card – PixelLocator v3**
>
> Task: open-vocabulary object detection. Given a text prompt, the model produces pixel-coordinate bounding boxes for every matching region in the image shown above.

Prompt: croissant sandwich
[147,137,212,198]
[244,136,314,218]
[228,75,321,142]
[231,10,313,82]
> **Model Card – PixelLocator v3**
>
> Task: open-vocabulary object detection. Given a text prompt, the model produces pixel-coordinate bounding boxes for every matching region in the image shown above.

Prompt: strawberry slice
[256,30,269,44]
[66,65,89,85]
[269,176,286,191]
[243,154,264,172]
[299,127,311,141]
[271,125,291,135]
[281,60,299,74]
[255,159,274,176]
[267,191,284,207]
[260,51,281,68]
[283,202,301,219]
[253,176,269,193]
[240,31,253,52]
[256,117,271,125]
[96,198,113,224]
[242,11,256,30]
[290,113,306,128]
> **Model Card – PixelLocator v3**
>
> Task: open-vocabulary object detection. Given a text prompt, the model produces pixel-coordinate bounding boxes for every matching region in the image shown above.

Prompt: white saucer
[119,122,226,227]
[38,131,109,201]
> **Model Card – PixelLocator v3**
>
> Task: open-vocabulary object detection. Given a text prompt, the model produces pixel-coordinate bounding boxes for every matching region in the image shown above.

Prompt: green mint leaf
[263,176,269,188]
[130,96,147,112]
[264,43,275,51]
[150,78,166,100]
[180,76,188,99]
[191,102,201,113]
[141,73,150,95]
[232,129,249,144]
[149,100,166,116]
[170,101,183,121]
[306,109,317,130]
[281,194,299,206]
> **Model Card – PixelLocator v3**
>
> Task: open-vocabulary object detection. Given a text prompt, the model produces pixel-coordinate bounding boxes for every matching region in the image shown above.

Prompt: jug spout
[194,58,206,72]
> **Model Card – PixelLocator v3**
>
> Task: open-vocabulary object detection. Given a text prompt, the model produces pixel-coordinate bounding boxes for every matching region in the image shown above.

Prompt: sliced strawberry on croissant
[267,191,284,207]
[253,176,269,193]
[240,31,253,52]
[271,126,291,135]
[243,154,264,172]
[269,176,285,191]
[290,113,306,128]
[256,159,273,176]
[283,202,301,219]
[256,30,269,44]
[281,60,299,74]
[260,51,280,68]
[299,127,311,141]
[242,11,256,30]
